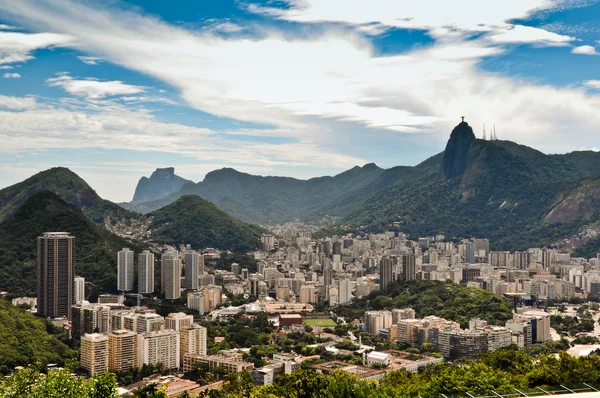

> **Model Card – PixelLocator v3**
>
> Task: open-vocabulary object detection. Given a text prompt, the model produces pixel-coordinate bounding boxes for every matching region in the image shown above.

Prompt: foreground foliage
[4,350,600,397]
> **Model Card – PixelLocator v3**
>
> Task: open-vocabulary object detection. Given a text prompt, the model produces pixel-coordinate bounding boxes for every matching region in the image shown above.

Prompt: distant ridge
[131,167,193,204]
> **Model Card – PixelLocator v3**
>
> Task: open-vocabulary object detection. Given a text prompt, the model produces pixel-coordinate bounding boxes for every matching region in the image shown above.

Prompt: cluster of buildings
[77,311,207,376]
[362,308,551,359]
[27,225,599,385]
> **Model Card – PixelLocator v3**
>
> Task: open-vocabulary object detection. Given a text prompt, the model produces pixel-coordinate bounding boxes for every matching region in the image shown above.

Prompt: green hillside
[0,167,136,224]
[339,135,600,251]
[0,191,138,296]
[0,299,75,371]
[149,194,264,251]
[334,280,513,328]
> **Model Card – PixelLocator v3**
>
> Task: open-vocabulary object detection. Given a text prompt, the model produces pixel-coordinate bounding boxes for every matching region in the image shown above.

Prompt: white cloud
[0,94,36,109]
[572,45,596,54]
[0,31,72,65]
[583,80,600,89]
[248,0,575,45]
[0,0,600,166]
[2,72,20,78]
[46,73,145,99]
[77,55,102,65]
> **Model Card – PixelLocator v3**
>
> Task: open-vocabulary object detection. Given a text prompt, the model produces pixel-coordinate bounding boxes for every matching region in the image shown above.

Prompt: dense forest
[0,299,75,373]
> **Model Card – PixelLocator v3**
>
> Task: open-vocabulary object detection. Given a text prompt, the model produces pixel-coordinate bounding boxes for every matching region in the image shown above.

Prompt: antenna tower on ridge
[493,124,497,140]
[482,124,487,140]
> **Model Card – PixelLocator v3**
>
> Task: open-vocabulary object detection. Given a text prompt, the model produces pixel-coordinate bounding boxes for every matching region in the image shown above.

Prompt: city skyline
[2,1,600,201]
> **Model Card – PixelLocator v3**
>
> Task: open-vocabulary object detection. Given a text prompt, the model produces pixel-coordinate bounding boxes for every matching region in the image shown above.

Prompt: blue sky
[1,0,600,201]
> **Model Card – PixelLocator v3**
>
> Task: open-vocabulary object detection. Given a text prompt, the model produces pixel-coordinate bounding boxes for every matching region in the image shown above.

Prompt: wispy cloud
[2,72,20,78]
[77,55,102,65]
[0,30,72,65]
[46,72,145,99]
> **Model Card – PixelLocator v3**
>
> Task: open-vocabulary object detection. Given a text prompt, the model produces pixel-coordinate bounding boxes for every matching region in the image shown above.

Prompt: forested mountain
[0,167,135,224]
[149,195,264,252]
[0,191,136,296]
[340,124,600,251]
[130,167,193,204]
[125,163,385,224]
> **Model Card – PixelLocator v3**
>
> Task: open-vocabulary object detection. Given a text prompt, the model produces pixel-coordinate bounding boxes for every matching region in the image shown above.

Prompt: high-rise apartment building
[109,329,141,372]
[380,256,395,292]
[180,324,207,365]
[80,333,109,376]
[72,303,111,338]
[117,248,134,292]
[140,330,180,369]
[299,284,316,304]
[364,310,393,335]
[74,276,85,304]
[138,250,155,294]
[37,232,75,320]
[183,251,200,290]
[165,312,194,331]
[402,254,416,282]
[338,279,353,304]
[162,251,181,300]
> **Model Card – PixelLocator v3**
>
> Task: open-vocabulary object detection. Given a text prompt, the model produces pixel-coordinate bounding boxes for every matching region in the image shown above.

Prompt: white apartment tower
[74,276,85,304]
[338,279,353,305]
[141,330,180,370]
[118,248,135,292]
[138,250,155,294]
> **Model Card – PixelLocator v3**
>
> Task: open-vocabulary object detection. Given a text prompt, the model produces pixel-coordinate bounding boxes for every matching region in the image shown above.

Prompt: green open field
[304,318,337,327]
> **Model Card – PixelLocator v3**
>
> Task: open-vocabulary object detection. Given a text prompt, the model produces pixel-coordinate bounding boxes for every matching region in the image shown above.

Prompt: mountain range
[123,121,600,253]
[122,163,385,224]
[2,120,600,297]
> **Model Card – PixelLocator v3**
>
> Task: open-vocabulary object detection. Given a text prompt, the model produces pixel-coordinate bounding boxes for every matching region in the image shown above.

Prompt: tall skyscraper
[338,279,353,304]
[183,251,200,290]
[37,232,75,320]
[466,242,476,264]
[162,251,181,300]
[380,256,394,292]
[138,250,155,294]
[74,276,85,304]
[402,254,416,282]
[117,248,134,292]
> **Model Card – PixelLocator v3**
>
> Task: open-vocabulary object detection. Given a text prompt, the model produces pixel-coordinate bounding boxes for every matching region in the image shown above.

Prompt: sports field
[304,318,336,327]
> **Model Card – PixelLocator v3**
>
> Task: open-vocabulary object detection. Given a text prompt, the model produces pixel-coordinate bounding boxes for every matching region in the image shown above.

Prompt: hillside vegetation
[0,299,75,372]
[150,195,263,252]
[0,167,136,224]
[0,191,138,296]
[334,280,513,328]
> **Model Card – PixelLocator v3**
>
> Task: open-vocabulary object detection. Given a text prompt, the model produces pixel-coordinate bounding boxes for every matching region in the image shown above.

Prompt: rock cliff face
[131,167,192,204]
[440,121,476,179]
